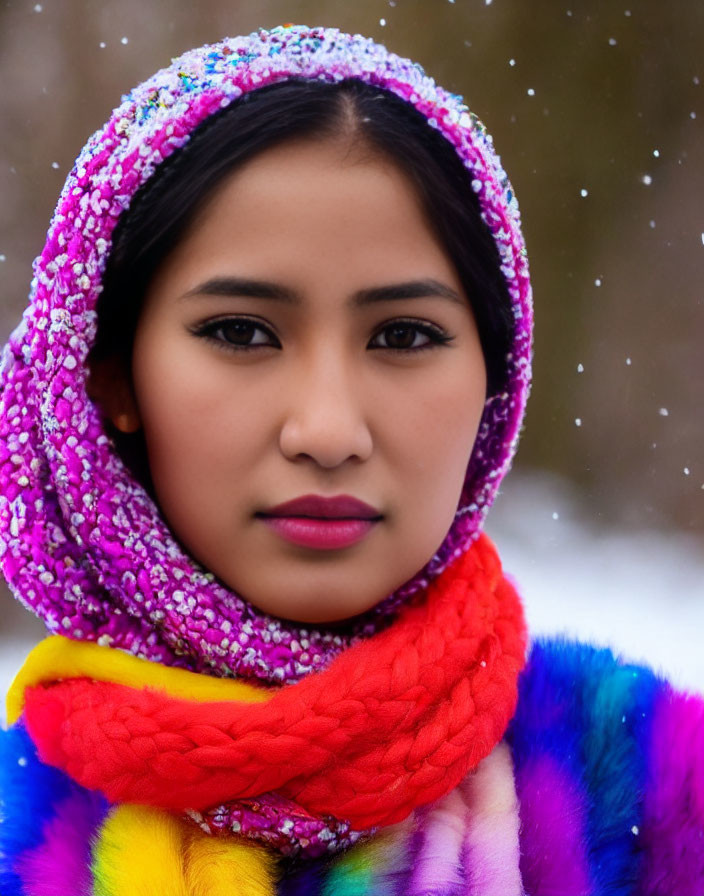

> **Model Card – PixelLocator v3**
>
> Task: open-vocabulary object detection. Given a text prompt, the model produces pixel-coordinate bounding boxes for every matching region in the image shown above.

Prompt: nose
[278,350,373,469]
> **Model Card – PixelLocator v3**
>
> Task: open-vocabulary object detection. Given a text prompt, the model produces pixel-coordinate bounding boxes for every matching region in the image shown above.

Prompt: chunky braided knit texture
[23,535,526,830]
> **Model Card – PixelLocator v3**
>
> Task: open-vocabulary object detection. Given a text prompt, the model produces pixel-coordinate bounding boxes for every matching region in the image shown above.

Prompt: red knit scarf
[23,534,526,831]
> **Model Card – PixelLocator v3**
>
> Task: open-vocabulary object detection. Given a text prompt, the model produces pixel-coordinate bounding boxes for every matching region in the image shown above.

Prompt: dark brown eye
[370,320,453,352]
[193,316,278,350]
[384,324,421,349]
[218,320,264,345]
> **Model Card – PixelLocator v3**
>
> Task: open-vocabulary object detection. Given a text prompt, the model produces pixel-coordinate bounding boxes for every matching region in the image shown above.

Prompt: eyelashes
[190,316,455,355]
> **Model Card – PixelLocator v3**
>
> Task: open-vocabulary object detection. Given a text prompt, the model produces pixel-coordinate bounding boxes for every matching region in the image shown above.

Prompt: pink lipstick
[257,494,382,550]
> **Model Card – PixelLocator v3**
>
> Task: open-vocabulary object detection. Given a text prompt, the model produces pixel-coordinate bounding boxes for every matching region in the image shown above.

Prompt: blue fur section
[508,637,662,896]
[0,721,75,896]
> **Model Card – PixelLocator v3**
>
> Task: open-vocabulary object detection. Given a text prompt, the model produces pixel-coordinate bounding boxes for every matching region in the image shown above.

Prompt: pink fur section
[514,753,593,895]
[638,685,704,895]
[408,788,469,894]
[460,741,525,895]
[15,789,105,896]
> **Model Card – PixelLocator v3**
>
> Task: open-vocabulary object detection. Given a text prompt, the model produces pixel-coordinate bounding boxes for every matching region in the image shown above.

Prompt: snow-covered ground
[1,472,703,727]
[486,473,704,694]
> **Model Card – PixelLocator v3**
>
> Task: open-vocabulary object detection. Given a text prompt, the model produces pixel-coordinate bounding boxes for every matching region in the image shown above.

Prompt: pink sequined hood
[0,25,532,685]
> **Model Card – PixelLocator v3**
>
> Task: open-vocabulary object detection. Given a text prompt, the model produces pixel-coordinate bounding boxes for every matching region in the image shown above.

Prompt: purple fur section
[515,754,593,895]
[637,685,704,895]
[14,788,108,896]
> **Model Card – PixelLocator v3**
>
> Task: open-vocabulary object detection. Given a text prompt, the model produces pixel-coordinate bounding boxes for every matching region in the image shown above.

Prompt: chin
[265,606,370,626]
[252,592,384,626]
[225,566,397,625]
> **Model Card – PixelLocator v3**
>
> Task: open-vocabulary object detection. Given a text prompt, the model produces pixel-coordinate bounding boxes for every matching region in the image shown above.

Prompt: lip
[257,494,382,550]
[260,516,377,550]
[260,494,382,520]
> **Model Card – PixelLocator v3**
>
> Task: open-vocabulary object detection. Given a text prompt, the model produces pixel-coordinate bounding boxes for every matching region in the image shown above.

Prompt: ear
[86,354,142,434]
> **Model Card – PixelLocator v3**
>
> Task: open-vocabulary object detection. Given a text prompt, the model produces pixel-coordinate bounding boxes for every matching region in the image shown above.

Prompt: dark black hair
[91,77,513,397]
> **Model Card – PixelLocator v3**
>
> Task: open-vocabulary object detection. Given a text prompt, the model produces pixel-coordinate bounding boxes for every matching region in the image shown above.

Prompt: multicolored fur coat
[1,637,702,895]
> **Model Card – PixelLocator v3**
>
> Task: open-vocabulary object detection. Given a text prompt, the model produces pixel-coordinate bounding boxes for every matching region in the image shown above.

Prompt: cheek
[370,369,485,585]
[380,361,486,552]
[385,370,485,485]
[130,335,270,514]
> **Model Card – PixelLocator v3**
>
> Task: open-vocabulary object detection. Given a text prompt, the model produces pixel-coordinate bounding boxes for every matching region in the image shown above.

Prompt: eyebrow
[180,276,465,308]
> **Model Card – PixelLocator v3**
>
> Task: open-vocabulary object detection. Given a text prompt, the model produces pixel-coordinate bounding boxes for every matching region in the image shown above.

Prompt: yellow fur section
[92,804,277,896]
[6,634,271,725]
[92,804,190,896]
[185,831,278,896]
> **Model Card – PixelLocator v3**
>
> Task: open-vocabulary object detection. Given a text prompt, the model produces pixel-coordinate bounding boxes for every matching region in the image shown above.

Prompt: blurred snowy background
[1,1,703,722]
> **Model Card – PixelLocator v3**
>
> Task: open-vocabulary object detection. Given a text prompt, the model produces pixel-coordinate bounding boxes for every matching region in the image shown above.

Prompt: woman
[0,25,701,895]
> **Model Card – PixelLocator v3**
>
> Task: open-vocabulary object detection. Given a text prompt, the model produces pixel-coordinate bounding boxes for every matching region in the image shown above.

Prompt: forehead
[155,136,463,296]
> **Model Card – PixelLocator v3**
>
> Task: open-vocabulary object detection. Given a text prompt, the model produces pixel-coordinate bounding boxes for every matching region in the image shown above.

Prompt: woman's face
[99,136,487,623]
